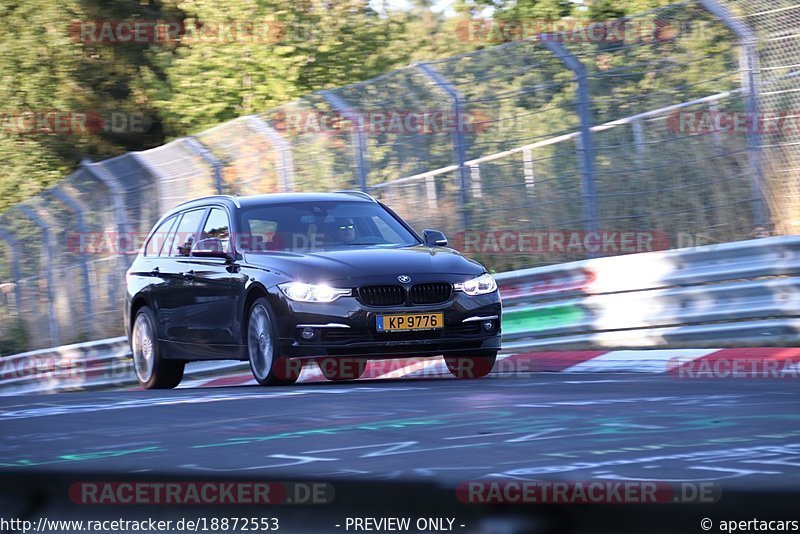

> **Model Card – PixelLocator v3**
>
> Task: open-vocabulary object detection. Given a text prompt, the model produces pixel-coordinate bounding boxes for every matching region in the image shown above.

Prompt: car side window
[169,209,206,257]
[199,207,231,254]
[144,215,177,257]
[160,213,181,257]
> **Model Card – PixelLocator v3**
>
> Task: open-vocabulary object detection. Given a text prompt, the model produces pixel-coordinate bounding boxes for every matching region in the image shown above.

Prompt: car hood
[242,245,485,284]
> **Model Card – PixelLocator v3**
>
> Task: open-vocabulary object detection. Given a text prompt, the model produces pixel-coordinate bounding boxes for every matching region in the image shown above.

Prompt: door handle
[183,270,195,281]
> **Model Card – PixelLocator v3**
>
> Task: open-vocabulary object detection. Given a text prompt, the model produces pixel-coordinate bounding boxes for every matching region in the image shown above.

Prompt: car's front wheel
[131,306,185,389]
[444,351,497,379]
[247,298,301,386]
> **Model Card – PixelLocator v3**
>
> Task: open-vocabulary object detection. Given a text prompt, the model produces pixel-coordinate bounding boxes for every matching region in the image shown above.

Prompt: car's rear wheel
[319,357,367,381]
[131,306,185,389]
[444,351,497,379]
[248,298,301,386]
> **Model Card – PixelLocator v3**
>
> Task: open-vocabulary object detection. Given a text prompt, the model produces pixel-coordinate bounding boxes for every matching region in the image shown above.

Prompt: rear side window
[168,209,206,257]
[161,215,181,257]
[144,215,178,257]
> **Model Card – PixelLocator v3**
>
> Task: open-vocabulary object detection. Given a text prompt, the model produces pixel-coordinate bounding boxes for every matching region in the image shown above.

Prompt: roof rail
[333,190,377,202]
[175,194,241,208]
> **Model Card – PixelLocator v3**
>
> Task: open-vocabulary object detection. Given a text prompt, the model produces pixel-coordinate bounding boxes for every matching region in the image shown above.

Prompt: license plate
[376,313,444,332]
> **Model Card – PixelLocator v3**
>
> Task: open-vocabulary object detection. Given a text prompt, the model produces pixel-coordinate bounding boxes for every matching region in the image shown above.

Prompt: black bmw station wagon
[125,192,502,388]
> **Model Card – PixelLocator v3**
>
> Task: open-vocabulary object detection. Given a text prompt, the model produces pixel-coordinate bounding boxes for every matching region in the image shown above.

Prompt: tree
[0,0,169,212]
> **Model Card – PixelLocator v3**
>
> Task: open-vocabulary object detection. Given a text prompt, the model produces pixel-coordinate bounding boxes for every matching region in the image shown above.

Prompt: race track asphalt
[1,373,798,489]
[2,373,799,533]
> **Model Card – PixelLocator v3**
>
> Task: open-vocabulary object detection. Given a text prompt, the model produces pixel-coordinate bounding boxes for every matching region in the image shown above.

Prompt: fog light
[482,320,495,332]
[301,327,317,340]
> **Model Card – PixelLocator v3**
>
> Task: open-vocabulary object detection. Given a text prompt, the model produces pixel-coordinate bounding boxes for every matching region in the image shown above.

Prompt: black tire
[319,358,367,381]
[247,298,301,386]
[131,306,185,389]
[444,350,497,379]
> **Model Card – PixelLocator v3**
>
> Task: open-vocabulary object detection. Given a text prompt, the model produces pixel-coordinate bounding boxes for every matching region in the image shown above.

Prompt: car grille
[410,282,453,305]
[358,283,454,306]
[358,285,406,306]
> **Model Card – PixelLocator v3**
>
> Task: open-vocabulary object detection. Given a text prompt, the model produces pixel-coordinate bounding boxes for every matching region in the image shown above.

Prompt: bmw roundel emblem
[397,275,411,284]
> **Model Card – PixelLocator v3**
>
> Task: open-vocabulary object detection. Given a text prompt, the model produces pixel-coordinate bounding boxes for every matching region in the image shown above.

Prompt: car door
[156,207,207,345]
[134,213,179,330]
[181,206,239,347]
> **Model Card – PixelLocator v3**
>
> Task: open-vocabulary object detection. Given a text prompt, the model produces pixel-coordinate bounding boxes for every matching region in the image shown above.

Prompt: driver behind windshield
[335,217,357,244]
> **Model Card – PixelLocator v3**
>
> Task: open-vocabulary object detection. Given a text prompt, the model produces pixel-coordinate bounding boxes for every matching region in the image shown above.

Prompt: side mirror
[191,237,232,260]
[423,229,448,247]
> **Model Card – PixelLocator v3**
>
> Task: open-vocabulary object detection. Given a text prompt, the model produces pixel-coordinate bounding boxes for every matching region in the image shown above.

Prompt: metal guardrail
[0,235,798,395]
[0,337,249,396]
[499,235,800,349]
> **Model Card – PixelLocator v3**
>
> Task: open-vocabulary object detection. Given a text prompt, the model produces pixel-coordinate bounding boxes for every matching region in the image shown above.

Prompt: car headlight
[278,282,351,303]
[455,273,497,296]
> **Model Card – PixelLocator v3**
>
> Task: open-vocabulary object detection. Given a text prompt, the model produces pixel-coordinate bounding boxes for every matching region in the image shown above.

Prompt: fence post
[245,116,295,192]
[129,151,177,216]
[709,101,723,148]
[522,148,536,193]
[49,186,93,337]
[699,0,769,229]
[0,227,22,317]
[632,120,645,154]
[320,90,369,192]
[425,175,438,210]
[416,62,471,228]
[468,164,482,198]
[541,39,599,241]
[184,137,223,194]
[80,159,131,287]
[17,205,60,346]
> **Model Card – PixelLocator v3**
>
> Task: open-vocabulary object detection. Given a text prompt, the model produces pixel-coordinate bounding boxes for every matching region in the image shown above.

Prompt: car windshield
[237,200,420,252]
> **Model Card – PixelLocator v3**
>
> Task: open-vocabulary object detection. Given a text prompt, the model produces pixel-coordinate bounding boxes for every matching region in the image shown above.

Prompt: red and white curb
[179,347,800,388]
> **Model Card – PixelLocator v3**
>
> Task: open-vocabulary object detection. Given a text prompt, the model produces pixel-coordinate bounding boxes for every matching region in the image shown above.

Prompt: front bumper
[270,288,502,359]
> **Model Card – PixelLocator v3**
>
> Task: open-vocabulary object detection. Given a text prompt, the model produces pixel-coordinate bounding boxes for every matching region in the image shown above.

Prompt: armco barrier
[1,235,798,395]
[0,337,248,396]
[499,235,800,349]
